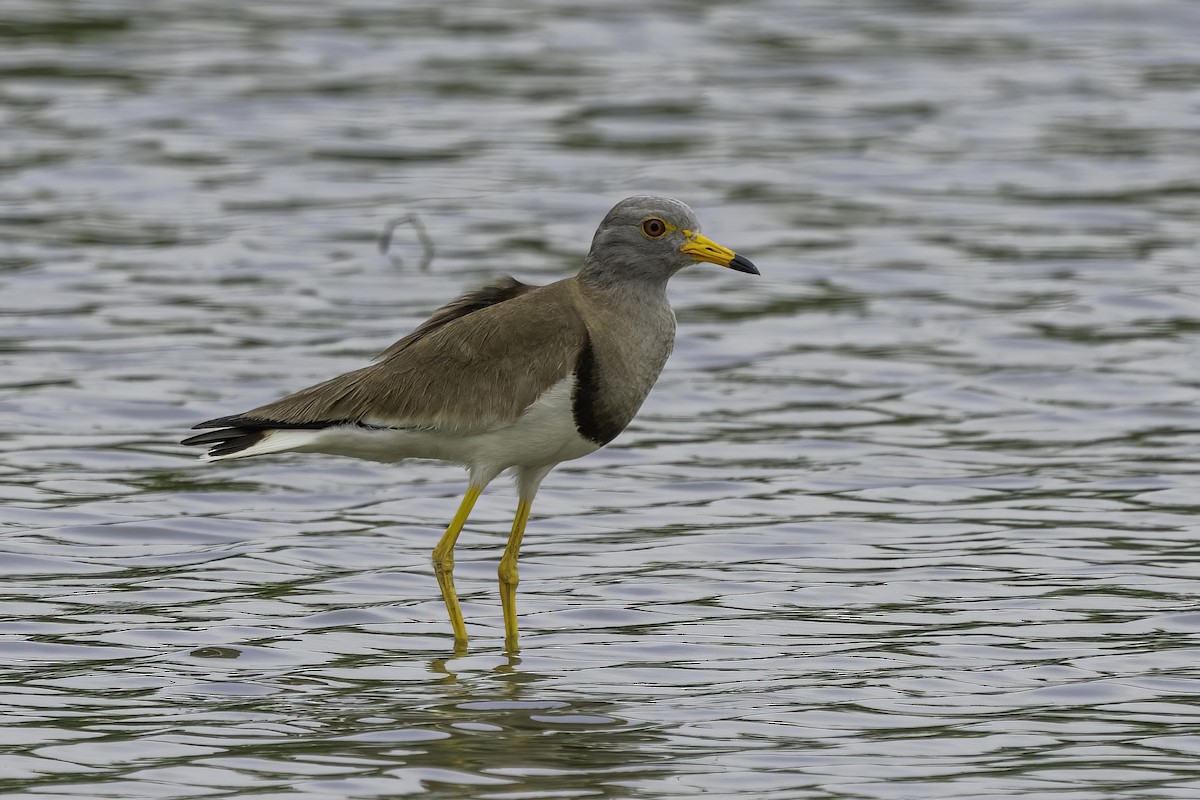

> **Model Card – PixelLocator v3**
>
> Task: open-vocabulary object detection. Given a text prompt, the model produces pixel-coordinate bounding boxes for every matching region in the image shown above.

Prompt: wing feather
[197,277,587,435]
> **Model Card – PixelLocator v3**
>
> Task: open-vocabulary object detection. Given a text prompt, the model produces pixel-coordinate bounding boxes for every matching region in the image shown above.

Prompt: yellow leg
[499,498,533,651]
[431,485,483,645]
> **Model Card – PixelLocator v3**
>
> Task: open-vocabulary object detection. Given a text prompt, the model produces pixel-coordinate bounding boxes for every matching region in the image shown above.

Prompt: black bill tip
[729,253,760,275]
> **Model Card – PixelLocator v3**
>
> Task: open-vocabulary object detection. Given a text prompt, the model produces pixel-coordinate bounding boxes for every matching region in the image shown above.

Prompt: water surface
[3,1,1200,797]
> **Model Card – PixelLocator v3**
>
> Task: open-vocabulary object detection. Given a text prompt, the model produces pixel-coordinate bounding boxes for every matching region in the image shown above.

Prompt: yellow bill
[680,232,759,274]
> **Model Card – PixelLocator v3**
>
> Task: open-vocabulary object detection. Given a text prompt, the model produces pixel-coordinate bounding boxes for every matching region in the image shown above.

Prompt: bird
[182,195,759,650]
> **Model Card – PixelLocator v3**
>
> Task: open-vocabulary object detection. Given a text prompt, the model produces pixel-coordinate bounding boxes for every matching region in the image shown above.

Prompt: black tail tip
[180,426,264,458]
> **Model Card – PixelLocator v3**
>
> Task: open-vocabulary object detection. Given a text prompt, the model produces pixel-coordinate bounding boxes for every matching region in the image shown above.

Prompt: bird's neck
[576,254,673,307]
[572,263,677,348]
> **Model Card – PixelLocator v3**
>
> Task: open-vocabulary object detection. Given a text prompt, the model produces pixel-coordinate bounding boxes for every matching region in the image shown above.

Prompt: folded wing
[183,277,589,458]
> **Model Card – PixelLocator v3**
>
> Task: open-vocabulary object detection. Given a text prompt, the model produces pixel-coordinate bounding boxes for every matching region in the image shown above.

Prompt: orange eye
[641,218,667,238]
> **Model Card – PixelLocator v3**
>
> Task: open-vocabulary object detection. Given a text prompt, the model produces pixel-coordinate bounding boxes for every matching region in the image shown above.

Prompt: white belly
[297,376,599,478]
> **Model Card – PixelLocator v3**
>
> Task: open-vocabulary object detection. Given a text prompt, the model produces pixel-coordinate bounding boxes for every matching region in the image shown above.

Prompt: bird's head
[582,196,758,287]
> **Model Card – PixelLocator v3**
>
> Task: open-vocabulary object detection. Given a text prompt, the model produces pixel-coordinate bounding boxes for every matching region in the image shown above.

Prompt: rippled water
[4,0,1200,797]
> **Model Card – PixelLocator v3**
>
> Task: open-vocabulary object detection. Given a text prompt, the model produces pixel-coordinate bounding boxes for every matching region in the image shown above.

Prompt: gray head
[578,196,758,291]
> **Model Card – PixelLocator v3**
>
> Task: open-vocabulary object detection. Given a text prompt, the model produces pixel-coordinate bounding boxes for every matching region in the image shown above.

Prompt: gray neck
[576,253,674,306]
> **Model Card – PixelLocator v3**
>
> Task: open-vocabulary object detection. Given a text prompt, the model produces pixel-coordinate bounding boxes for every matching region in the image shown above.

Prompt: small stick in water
[379,212,435,271]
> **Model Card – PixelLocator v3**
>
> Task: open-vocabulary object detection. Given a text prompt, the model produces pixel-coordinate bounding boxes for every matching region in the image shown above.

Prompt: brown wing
[194,277,587,434]
[376,275,535,360]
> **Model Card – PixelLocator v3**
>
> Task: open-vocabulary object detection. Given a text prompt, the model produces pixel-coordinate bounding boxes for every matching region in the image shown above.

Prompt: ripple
[3,0,1200,797]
